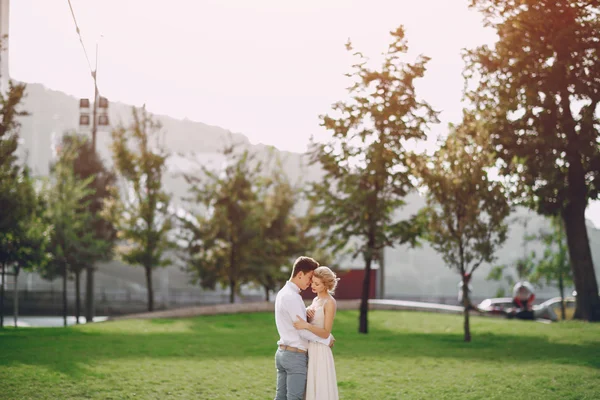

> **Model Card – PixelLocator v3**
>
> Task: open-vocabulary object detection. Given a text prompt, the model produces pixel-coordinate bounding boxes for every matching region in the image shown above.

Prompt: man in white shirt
[274,256,334,400]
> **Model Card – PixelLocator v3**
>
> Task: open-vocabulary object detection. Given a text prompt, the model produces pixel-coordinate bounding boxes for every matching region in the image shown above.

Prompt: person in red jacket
[508,281,536,320]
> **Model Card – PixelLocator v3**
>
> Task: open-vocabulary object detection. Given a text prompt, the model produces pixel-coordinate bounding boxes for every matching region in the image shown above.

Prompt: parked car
[535,297,576,321]
[477,296,576,321]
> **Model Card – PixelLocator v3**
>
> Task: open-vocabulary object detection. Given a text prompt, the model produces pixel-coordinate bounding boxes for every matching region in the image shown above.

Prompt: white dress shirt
[275,281,332,350]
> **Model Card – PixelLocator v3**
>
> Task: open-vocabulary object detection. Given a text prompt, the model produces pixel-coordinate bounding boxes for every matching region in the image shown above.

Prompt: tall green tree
[0,169,50,328]
[413,118,510,342]
[0,81,30,328]
[44,148,96,327]
[465,0,600,321]
[180,145,263,304]
[0,82,28,235]
[110,106,173,312]
[0,170,50,328]
[62,133,117,322]
[309,26,437,334]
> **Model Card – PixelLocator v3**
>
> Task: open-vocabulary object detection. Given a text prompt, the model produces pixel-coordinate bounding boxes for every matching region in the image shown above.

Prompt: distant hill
[14,83,600,301]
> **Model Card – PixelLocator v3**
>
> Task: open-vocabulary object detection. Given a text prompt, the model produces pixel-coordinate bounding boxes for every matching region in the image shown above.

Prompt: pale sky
[9,0,600,228]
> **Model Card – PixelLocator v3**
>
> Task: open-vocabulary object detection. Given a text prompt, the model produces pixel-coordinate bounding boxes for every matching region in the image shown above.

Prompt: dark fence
[1,289,266,316]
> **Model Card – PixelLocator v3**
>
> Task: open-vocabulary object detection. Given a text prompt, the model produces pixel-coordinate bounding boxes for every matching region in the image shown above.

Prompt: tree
[529,216,573,320]
[0,81,29,328]
[309,26,437,334]
[179,145,263,304]
[0,82,28,235]
[62,133,117,322]
[413,118,510,342]
[110,106,173,312]
[0,169,50,328]
[44,148,96,327]
[249,163,312,301]
[465,0,600,321]
[0,170,50,328]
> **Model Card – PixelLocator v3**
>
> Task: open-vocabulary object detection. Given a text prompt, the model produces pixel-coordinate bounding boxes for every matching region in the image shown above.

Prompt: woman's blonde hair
[313,266,340,294]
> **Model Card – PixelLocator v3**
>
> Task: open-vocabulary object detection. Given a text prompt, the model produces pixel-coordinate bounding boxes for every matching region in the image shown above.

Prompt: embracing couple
[274,256,339,400]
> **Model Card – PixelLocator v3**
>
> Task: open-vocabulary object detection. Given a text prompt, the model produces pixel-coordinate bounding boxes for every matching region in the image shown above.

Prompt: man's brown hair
[291,256,319,278]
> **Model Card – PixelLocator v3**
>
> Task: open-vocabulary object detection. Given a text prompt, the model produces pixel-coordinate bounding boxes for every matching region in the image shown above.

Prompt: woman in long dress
[293,266,339,400]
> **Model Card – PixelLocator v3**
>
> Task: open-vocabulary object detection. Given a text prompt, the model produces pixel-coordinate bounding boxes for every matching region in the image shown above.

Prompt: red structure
[301,268,377,300]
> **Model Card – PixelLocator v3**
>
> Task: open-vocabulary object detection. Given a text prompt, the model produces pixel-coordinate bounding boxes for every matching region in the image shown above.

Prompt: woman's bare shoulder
[325,296,337,309]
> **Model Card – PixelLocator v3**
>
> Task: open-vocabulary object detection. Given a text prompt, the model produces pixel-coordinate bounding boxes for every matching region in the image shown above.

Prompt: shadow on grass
[336,330,600,369]
[0,311,598,378]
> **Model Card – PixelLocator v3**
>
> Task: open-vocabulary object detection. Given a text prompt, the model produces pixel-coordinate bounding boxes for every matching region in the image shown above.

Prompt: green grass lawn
[1,311,599,399]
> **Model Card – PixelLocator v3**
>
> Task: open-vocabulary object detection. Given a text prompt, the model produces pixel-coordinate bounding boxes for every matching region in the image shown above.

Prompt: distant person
[512,281,535,310]
[293,266,340,400]
[273,257,334,400]
[508,281,535,320]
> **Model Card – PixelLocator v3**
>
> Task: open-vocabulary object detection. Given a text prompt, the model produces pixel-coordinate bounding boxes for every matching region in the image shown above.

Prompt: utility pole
[91,43,99,151]
[69,0,109,325]
[84,43,100,324]
[82,43,107,324]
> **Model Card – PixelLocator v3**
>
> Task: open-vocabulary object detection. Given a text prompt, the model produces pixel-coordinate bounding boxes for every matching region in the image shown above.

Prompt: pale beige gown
[305,298,339,400]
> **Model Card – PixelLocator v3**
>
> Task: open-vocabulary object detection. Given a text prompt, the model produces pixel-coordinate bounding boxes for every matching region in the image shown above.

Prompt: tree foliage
[179,145,263,303]
[249,161,317,301]
[60,133,117,322]
[412,117,510,342]
[309,26,437,333]
[0,169,50,328]
[110,106,173,312]
[44,142,100,326]
[0,82,29,236]
[465,0,600,321]
[0,81,49,328]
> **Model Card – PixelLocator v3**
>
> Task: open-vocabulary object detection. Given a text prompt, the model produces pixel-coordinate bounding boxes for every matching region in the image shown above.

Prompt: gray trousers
[274,349,308,400]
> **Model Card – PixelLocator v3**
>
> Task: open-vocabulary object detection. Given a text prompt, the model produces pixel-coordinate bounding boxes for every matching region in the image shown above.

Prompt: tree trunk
[562,207,600,321]
[229,278,236,304]
[228,241,236,304]
[62,263,68,328]
[557,219,567,321]
[463,304,471,342]
[75,270,81,324]
[462,275,472,342]
[558,272,566,321]
[560,92,600,322]
[0,262,5,328]
[264,285,270,302]
[145,266,154,312]
[84,265,95,323]
[13,268,19,328]
[359,255,372,334]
